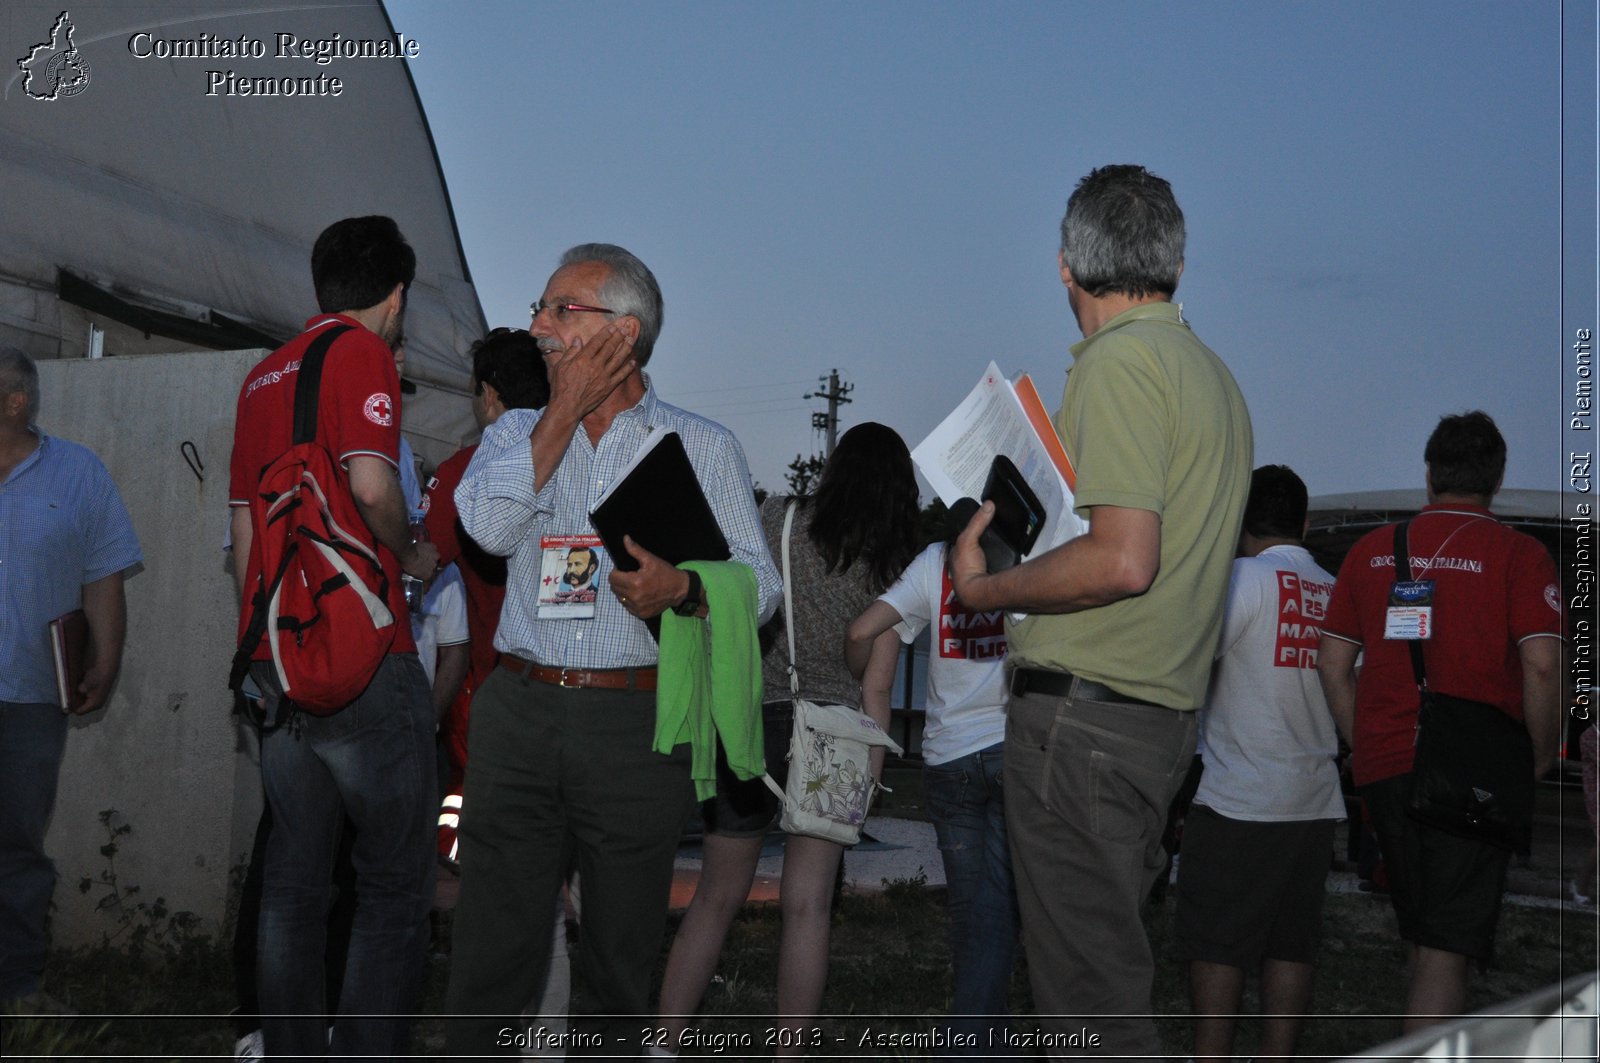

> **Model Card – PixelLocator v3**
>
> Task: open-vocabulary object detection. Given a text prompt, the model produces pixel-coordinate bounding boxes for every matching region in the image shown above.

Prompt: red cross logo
[363,392,394,426]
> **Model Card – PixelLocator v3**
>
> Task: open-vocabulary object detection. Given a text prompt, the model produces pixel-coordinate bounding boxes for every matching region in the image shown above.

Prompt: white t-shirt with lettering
[878,543,1008,766]
[1195,544,1345,821]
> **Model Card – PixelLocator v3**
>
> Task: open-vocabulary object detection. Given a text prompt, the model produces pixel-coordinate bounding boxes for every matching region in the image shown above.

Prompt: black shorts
[1361,773,1512,960]
[701,700,792,838]
[1175,804,1337,967]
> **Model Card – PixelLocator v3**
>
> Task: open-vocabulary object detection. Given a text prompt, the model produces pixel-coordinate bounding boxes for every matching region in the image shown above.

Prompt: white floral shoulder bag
[761,501,902,844]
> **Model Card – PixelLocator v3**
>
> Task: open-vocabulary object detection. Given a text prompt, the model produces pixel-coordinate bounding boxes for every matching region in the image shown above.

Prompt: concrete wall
[38,350,265,947]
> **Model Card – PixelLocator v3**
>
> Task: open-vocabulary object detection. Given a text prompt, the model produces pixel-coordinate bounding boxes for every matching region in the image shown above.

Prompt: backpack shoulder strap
[292,324,355,445]
[231,323,354,696]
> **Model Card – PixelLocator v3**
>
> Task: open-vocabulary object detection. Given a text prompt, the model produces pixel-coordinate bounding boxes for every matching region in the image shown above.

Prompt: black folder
[589,430,731,571]
[946,454,1047,572]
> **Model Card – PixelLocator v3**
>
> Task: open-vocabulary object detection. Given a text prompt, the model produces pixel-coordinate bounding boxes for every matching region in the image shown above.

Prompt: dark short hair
[469,328,549,411]
[1242,464,1308,541]
[1059,164,1185,298]
[0,344,40,418]
[311,216,416,314]
[1425,410,1506,498]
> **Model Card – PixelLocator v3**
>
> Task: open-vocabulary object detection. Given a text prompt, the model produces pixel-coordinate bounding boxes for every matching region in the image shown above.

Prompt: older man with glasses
[445,244,780,1057]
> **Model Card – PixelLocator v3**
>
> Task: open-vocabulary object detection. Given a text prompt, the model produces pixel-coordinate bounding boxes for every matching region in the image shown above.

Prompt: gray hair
[1059,164,1185,299]
[559,243,664,366]
[0,344,39,418]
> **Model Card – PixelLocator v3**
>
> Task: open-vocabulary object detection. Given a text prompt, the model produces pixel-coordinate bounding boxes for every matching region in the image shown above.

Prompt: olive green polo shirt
[1008,301,1253,710]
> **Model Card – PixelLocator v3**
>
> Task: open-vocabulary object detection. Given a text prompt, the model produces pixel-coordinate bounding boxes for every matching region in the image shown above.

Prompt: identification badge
[537,535,604,619]
[1383,579,1434,640]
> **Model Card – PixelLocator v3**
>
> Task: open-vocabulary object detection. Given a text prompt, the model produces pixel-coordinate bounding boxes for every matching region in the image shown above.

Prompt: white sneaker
[233,1028,265,1062]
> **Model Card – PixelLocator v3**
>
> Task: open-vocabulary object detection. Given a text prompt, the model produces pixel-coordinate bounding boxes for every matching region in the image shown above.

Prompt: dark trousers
[0,702,68,1001]
[1005,688,1197,1060]
[445,668,694,1057]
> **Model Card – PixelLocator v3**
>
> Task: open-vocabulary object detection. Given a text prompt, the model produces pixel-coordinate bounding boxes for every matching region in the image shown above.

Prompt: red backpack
[230,325,397,717]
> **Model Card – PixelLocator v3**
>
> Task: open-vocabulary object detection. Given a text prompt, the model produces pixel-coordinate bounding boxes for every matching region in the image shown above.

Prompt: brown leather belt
[500,654,658,692]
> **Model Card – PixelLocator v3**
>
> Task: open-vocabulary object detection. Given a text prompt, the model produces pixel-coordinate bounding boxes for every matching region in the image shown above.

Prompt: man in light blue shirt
[445,244,779,1056]
[0,346,142,1007]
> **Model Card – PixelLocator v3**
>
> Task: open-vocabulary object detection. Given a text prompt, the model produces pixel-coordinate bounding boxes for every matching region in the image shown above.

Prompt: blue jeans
[0,702,68,1000]
[925,742,1019,1052]
[253,655,437,1060]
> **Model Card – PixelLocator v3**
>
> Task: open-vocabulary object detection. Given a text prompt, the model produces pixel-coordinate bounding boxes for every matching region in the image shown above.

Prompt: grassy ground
[6,760,1593,1059]
[4,871,1594,1060]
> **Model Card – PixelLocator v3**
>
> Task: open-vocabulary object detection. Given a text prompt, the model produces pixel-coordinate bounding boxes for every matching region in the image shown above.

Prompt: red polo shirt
[422,444,507,687]
[229,315,416,656]
[1322,503,1562,786]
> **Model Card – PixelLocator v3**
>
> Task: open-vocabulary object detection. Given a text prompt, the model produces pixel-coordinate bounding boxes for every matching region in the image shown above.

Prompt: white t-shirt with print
[1195,544,1345,821]
[878,542,1008,766]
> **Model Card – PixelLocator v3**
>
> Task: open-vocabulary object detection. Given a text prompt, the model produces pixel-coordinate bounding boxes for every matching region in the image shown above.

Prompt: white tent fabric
[0,0,483,463]
[1310,489,1562,521]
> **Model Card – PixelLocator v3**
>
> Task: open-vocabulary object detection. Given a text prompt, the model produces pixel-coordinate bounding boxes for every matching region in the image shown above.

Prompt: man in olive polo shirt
[952,164,1252,1058]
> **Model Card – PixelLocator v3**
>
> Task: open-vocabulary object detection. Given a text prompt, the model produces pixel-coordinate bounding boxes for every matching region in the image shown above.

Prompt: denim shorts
[701,700,793,837]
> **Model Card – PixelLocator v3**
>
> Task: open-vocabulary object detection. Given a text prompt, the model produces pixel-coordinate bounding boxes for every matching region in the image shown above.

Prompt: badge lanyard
[1383,512,1488,642]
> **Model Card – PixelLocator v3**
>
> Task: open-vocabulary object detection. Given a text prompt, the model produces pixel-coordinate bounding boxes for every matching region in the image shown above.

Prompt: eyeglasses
[529,300,615,322]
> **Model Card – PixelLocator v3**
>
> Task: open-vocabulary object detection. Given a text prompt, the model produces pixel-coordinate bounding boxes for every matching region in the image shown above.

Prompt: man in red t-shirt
[1317,411,1562,1033]
[422,328,548,857]
[227,215,441,1060]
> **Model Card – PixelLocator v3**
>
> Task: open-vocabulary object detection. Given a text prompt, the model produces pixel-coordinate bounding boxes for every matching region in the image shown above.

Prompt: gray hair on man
[1059,164,1186,299]
[0,344,40,418]
[559,243,665,366]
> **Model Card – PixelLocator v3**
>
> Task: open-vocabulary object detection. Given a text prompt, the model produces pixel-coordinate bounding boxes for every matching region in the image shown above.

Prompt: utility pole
[806,368,853,456]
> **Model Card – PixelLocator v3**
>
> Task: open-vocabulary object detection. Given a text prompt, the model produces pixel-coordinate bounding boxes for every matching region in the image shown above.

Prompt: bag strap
[761,502,804,804]
[1394,520,1429,696]
[292,324,354,445]
[781,499,802,697]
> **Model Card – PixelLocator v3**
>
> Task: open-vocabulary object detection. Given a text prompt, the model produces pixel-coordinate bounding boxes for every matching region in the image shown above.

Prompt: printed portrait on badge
[537,534,604,619]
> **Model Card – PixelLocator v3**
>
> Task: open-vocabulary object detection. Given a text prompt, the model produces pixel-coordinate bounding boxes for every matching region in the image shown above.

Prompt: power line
[688,378,814,396]
[695,401,812,417]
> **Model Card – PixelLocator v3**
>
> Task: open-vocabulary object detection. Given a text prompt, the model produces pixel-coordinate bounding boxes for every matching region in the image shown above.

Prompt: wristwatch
[672,569,703,617]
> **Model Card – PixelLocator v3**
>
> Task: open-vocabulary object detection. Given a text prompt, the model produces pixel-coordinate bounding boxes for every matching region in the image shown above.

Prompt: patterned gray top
[759,496,880,708]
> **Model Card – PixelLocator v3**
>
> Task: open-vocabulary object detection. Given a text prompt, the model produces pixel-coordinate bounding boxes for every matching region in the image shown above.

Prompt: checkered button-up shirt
[456,382,779,669]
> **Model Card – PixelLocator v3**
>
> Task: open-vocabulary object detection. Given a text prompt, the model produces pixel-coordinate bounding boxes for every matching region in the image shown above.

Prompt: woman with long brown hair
[655,422,921,1057]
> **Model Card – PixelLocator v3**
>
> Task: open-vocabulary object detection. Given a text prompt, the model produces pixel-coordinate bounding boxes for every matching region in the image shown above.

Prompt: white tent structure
[1,0,485,945]
[1,0,483,464]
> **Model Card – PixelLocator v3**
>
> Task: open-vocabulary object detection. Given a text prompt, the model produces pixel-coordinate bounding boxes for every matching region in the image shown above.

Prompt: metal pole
[806,368,854,456]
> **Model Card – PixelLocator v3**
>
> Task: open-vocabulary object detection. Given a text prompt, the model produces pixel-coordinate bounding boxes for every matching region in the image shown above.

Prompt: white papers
[912,361,1087,559]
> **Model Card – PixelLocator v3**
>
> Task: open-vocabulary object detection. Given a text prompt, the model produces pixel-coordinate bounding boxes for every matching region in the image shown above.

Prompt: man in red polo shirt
[228,215,441,1059]
[1317,410,1562,1032]
[423,327,549,861]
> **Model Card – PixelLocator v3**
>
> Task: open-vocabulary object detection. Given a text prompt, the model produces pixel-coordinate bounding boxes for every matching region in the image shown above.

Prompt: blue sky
[386,0,1578,499]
